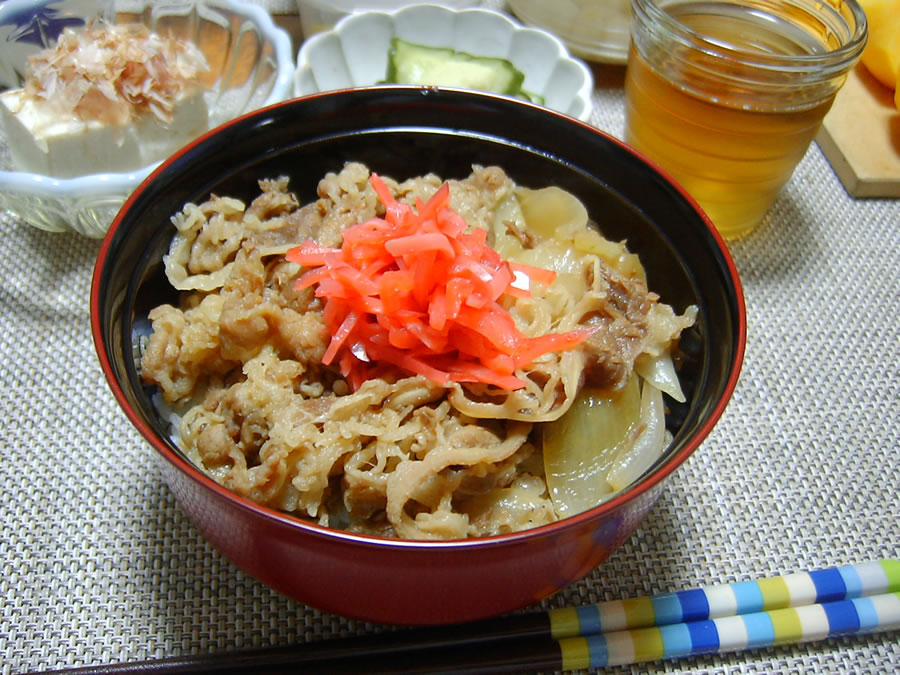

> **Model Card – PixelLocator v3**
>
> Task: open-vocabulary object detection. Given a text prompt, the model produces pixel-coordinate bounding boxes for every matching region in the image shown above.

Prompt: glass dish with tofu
[0,0,294,237]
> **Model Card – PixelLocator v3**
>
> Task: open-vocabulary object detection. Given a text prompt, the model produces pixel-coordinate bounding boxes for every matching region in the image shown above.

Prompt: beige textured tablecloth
[1,2,898,674]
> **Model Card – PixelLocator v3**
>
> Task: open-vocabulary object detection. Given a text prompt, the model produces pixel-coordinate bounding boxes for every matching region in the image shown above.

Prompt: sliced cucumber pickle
[385,38,543,103]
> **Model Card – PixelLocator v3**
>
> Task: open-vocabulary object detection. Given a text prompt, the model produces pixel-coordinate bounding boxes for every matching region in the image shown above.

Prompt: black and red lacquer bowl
[91,87,745,626]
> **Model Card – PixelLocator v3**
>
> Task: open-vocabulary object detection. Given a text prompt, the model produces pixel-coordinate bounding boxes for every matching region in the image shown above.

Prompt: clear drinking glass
[624,0,867,239]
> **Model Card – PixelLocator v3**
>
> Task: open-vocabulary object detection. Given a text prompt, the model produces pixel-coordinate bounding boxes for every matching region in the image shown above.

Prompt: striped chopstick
[50,560,900,674]
[549,558,900,639]
[558,591,900,670]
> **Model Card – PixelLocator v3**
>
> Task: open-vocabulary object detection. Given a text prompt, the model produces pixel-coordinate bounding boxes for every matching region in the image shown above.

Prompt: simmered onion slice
[542,376,640,517]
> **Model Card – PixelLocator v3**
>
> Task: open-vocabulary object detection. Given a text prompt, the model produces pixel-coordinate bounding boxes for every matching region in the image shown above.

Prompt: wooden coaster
[816,64,900,199]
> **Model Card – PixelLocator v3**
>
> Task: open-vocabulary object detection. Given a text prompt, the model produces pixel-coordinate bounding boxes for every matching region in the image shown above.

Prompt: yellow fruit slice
[859,0,900,90]
[863,21,900,90]
[859,0,899,31]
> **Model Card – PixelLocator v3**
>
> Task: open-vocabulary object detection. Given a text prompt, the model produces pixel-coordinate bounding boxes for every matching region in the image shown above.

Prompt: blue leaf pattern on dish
[4,7,84,46]
[0,3,89,88]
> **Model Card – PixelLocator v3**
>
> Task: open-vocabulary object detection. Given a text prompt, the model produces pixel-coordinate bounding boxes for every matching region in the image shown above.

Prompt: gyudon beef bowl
[91,87,745,625]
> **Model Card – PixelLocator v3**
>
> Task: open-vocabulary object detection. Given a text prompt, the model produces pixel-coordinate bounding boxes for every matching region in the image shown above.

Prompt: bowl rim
[91,85,746,551]
[0,0,295,198]
[293,3,595,122]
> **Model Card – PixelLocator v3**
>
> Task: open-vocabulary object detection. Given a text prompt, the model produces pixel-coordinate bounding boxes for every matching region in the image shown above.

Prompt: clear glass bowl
[508,0,632,65]
[295,0,484,37]
[0,0,295,237]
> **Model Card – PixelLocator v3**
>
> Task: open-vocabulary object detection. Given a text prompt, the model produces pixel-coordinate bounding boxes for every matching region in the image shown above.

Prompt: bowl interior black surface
[97,87,742,500]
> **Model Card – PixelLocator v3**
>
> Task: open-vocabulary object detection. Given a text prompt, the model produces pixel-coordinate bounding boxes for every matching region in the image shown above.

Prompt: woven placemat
[1,2,898,674]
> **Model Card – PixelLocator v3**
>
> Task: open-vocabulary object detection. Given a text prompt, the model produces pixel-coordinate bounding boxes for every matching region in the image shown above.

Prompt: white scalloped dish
[294,4,594,122]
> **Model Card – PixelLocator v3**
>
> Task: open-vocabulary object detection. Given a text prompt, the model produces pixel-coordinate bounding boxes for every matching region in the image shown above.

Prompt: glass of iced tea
[624,0,867,239]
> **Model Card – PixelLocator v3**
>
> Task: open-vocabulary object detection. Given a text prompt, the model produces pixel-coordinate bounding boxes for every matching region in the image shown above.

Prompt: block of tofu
[1,88,209,177]
[0,22,211,178]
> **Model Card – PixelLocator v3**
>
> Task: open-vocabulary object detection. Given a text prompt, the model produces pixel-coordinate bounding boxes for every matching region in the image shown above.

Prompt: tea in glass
[624,0,867,239]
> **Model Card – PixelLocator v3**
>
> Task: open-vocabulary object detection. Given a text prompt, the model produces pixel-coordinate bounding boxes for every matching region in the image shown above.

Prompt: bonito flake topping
[21,22,209,127]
